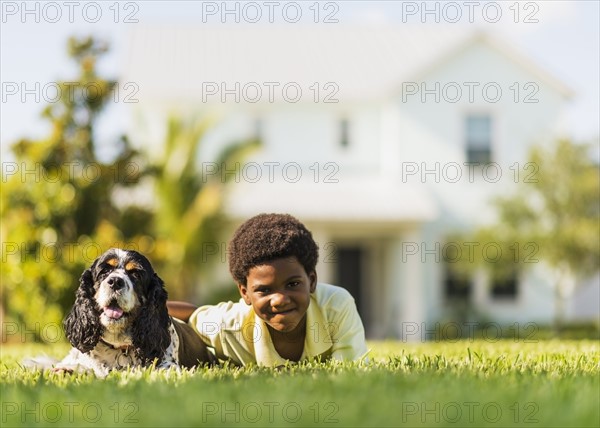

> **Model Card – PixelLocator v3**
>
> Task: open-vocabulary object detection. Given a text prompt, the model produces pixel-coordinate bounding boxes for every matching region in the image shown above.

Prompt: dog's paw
[157,361,182,373]
[51,366,75,375]
[21,356,60,371]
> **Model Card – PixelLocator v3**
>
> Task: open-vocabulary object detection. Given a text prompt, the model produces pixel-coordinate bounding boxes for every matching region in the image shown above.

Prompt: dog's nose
[107,276,125,290]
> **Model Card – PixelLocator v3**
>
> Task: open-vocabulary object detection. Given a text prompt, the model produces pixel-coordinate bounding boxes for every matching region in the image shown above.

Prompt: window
[339,118,349,148]
[253,117,263,141]
[490,270,518,299]
[466,115,492,164]
[444,265,472,300]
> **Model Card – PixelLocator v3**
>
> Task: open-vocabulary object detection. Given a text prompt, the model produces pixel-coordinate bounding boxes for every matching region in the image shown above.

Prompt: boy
[167,213,368,366]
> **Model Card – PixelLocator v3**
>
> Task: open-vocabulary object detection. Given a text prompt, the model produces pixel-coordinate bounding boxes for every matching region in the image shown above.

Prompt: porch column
[387,228,426,341]
[310,225,333,284]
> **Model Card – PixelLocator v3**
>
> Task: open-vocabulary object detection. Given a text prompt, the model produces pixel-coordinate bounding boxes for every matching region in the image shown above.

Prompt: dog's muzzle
[96,272,138,320]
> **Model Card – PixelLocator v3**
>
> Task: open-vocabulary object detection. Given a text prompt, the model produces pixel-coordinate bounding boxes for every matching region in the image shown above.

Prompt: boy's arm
[188,301,245,364]
[167,301,198,322]
[329,294,369,361]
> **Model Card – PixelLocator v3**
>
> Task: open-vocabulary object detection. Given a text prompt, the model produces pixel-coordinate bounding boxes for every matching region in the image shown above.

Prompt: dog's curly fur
[42,248,216,376]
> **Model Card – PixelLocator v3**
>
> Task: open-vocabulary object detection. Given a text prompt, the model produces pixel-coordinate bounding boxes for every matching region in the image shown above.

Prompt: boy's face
[238,257,317,333]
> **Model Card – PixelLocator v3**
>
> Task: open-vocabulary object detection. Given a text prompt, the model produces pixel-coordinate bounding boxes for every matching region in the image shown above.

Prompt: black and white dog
[34,248,215,377]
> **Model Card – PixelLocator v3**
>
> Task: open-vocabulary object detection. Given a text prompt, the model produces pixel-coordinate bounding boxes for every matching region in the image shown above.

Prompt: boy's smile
[238,257,317,333]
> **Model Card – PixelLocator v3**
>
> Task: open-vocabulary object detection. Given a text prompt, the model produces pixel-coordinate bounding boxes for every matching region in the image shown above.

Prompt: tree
[1,37,259,341]
[1,37,143,337]
[147,116,259,299]
[451,139,599,330]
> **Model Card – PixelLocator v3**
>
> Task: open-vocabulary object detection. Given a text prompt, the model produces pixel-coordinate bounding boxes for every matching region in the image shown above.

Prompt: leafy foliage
[1,37,143,336]
[449,139,600,325]
[493,140,599,277]
[147,116,259,299]
[1,36,257,338]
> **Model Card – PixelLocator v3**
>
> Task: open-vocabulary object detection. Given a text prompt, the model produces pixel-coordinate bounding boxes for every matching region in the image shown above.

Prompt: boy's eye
[257,288,271,294]
[287,281,300,288]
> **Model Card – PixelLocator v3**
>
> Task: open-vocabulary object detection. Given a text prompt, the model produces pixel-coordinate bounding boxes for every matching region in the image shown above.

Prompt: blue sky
[1,1,599,160]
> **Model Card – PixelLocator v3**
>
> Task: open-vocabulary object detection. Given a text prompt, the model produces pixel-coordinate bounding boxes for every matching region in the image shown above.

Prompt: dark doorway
[336,246,364,318]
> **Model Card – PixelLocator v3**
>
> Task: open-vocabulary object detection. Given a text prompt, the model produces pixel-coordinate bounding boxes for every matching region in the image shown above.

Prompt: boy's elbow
[167,301,198,323]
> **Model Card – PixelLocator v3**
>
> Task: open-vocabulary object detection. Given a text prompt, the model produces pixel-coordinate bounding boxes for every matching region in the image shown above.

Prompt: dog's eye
[129,270,142,279]
[99,264,112,274]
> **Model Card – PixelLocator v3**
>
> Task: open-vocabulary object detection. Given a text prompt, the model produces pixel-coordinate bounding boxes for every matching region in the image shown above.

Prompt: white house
[122,25,598,339]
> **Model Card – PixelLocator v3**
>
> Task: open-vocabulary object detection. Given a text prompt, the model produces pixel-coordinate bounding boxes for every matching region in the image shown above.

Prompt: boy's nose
[270,292,291,307]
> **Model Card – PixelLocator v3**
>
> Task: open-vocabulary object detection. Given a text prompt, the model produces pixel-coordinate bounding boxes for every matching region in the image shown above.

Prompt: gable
[404,32,572,99]
[124,26,571,104]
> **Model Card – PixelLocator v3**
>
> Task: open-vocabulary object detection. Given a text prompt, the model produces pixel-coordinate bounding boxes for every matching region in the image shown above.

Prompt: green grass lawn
[1,340,598,427]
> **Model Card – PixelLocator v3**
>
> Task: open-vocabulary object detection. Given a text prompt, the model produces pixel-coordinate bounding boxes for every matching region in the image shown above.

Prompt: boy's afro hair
[228,213,319,285]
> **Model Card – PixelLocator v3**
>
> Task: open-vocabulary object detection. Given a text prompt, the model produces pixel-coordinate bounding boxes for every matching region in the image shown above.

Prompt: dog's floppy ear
[131,272,171,365]
[63,267,103,353]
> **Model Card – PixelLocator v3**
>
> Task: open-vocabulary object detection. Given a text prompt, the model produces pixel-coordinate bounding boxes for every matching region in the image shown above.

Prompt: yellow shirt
[189,283,368,366]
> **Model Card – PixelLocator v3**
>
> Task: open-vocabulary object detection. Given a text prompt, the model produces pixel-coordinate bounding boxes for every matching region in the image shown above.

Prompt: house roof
[402,30,573,98]
[123,24,572,103]
[223,176,438,224]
